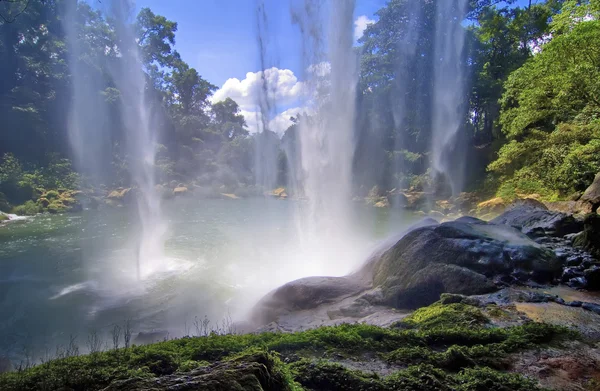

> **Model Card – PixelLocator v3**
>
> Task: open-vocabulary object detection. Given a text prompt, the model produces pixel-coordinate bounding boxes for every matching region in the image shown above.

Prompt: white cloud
[211,67,305,111]
[211,67,316,135]
[354,15,375,40]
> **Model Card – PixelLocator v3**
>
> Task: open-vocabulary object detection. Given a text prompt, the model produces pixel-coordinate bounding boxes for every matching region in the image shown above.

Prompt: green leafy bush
[11,200,41,216]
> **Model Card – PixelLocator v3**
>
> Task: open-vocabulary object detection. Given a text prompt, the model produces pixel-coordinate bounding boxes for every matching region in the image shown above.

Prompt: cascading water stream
[64,0,167,281]
[108,0,167,280]
[430,0,469,196]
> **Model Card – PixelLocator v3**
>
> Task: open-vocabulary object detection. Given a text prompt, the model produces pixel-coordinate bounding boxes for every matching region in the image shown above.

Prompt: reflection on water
[0,198,412,362]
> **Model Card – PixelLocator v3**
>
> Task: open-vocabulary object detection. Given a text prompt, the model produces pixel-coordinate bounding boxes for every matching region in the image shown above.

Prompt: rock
[367,185,385,199]
[387,192,408,208]
[492,199,582,237]
[561,267,584,283]
[566,255,583,267]
[573,213,600,259]
[449,192,479,213]
[373,198,389,208]
[545,200,593,216]
[173,186,188,196]
[220,193,240,199]
[368,219,559,309]
[580,172,600,212]
[401,191,428,210]
[582,302,600,315]
[567,301,583,307]
[476,197,508,216]
[102,351,290,391]
[250,276,368,325]
[107,188,135,203]
[583,266,600,290]
[269,187,287,199]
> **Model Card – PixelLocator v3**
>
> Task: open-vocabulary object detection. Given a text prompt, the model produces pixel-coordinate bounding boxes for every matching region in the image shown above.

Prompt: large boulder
[250,276,367,325]
[492,199,582,237]
[581,172,600,212]
[368,217,560,309]
[574,214,600,260]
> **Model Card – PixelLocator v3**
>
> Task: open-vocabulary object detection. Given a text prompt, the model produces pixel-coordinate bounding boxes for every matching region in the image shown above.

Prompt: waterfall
[430,0,469,196]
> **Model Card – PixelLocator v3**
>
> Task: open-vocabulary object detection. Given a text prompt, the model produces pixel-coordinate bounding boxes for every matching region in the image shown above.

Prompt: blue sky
[132,0,537,134]
[135,0,535,86]
[135,0,388,86]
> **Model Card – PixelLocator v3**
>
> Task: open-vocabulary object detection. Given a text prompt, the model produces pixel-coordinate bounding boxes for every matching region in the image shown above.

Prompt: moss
[401,302,489,330]
[291,360,383,391]
[455,367,543,391]
[0,213,8,221]
[0,302,572,391]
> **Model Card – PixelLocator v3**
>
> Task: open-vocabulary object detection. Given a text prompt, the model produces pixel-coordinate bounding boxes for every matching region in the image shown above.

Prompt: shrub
[11,200,41,216]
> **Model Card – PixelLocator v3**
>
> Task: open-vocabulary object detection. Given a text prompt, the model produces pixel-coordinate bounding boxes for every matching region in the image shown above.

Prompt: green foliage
[11,200,41,216]
[489,122,600,198]
[500,19,600,140]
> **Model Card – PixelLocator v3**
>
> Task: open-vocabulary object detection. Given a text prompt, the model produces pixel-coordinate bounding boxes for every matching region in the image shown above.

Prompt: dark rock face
[492,199,582,238]
[581,172,600,212]
[102,352,290,391]
[370,219,560,309]
[574,213,600,260]
[250,276,368,325]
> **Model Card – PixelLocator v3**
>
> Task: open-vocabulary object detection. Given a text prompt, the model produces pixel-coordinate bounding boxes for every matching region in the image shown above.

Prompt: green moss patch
[0,301,573,391]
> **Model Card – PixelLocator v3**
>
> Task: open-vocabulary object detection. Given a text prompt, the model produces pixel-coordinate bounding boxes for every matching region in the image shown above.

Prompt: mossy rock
[101,351,293,391]
[0,213,8,222]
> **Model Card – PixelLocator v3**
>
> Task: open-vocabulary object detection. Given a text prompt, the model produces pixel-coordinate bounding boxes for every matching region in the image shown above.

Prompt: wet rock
[250,276,368,325]
[573,213,600,260]
[561,267,584,283]
[582,302,600,315]
[580,172,600,212]
[492,199,582,238]
[387,192,408,208]
[173,186,189,196]
[368,219,559,309]
[567,301,582,307]
[583,266,600,290]
[567,277,587,289]
[566,255,583,267]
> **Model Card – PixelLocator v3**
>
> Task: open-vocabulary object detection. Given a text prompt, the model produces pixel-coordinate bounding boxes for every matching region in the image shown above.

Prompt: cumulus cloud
[211,67,305,111]
[354,15,375,40]
[211,67,318,135]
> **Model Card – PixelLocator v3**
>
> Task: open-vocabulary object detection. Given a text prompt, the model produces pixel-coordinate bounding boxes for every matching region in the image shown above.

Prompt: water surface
[0,198,411,362]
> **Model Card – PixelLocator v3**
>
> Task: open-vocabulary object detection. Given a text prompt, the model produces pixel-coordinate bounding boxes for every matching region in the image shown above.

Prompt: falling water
[391,2,423,190]
[63,0,112,187]
[108,0,167,279]
[287,0,360,275]
[431,0,469,196]
[254,0,281,191]
[64,0,166,280]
